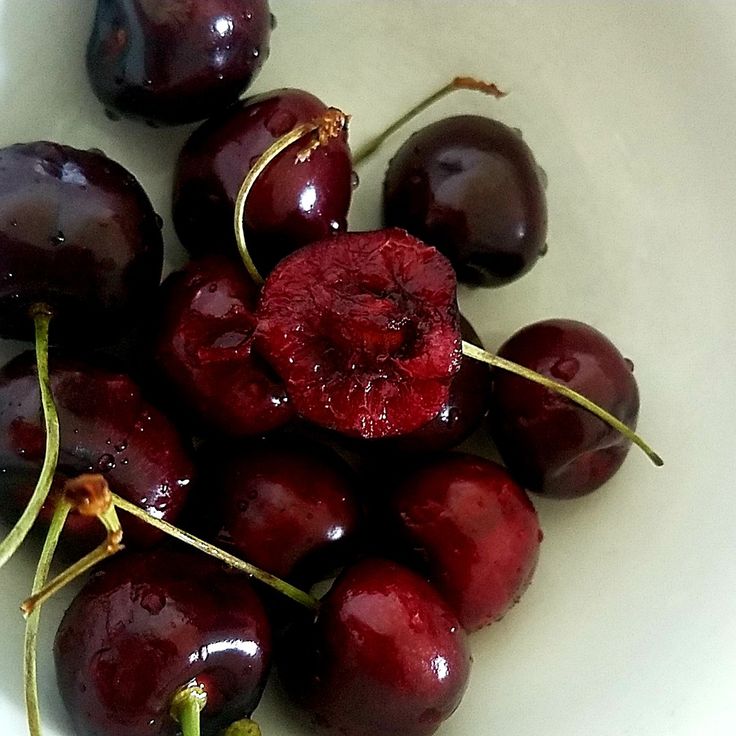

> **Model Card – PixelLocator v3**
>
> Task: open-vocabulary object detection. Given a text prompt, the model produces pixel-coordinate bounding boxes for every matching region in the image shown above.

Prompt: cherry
[199,437,361,584]
[489,318,640,498]
[0,141,163,344]
[389,453,542,632]
[54,546,271,736]
[378,315,490,453]
[383,115,547,287]
[278,558,471,736]
[86,0,274,126]
[254,229,462,438]
[153,255,293,437]
[173,88,353,272]
[0,352,194,549]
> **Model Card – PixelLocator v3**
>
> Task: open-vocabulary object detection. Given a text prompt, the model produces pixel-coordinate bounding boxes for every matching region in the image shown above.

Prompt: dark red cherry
[383,115,547,287]
[86,0,273,126]
[0,142,163,343]
[200,437,361,584]
[153,255,293,437]
[0,353,194,548]
[278,558,471,736]
[389,453,541,632]
[173,88,352,272]
[379,315,490,453]
[255,229,462,438]
[489,318,640,498]
[54,547,271,736]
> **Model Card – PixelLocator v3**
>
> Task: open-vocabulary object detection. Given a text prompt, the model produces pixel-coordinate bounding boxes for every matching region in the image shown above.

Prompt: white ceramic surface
[1,1,735,735]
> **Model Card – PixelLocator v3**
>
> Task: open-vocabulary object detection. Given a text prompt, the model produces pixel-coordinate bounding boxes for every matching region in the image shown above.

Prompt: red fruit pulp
[153,255,293,437]
[391,453,542,631]
[255,229,462,438]
[278,559,471,736]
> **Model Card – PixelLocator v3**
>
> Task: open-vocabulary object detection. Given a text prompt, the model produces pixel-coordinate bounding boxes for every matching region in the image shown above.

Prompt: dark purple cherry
[87,0,273,126]
[173,88,353,273]
[201,437,361,584]
[0,353,194,548]
[389,453,541,632]
[55,547,271,736]
[278,558,471,736]
[0,141,163,343]
[379,315,490,453]
[383,115,547,287]
[153,255,293,437]
[489,318,640,498]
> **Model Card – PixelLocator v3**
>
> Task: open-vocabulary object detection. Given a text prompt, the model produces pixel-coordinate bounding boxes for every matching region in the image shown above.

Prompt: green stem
[352,76,506,165]
[24,499,71,736]
[111,493,320,612]
[462,341,663,466]
[224,719,262,736]
[0,305,60,570]
[170,685,207,736]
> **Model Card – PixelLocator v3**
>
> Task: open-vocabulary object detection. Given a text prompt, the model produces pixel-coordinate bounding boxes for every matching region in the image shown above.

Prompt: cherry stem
[462,341,663,466]
[21,476,126,616]
[170,684,207,736]
[110,493,320,611]
[0,305,60,570]
[224,719,263,736]
[24,498,71,736]
[352,76,507,165]
[233,107,350,286]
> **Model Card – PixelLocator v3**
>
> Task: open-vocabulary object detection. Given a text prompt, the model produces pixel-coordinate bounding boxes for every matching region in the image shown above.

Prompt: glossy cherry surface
[153,255,293,437]
[390,453,541,632]
[379,316,490,453]
[202,437,361,583]
[254,229,462,438]
[87,0,273,126]
[0,353,194,548]
[173,88,353,271]
[489,318,640,498]
[0,141,163,343]
[383,115,547,287]
[278,558,471,736]
[55,547,271,736]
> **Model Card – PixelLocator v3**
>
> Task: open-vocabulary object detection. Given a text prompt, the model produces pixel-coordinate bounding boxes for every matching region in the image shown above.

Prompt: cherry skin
[0,142,163,343]
[278,558,471,736]
[173,88,353,272]
[54,547,271,736]
[383,115,547,287]
[389,453,542,632]
[489,318,640,498]
[153,255,293,437]
[87,0,273,126]
[199,437,361,584]
[0,353,194,548]
[378,315,490,453]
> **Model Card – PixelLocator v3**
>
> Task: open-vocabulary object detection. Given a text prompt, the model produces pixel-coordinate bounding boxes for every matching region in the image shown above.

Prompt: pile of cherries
[0,3,659,736]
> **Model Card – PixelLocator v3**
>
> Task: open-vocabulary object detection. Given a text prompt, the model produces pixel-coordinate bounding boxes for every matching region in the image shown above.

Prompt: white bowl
[1,2,735,735]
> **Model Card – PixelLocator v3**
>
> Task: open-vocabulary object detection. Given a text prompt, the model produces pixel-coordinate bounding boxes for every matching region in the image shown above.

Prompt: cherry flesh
[254,229,462,438]
[87,0,273,126]
[378,315,490,453]
[383,115,547,287]
[200,437,361,584]
[0,142,163,343]
[278,558,471,736]
[489,318,640,498]
[0,353,194,548]
[173,88,353,272]
[389,453,542,632]
[153,255,293,437]
[55,547,271,736]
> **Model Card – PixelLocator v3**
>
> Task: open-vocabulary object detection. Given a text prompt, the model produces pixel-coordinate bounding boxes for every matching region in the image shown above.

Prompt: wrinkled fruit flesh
[255,229,462,438]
